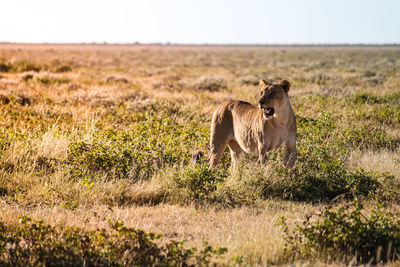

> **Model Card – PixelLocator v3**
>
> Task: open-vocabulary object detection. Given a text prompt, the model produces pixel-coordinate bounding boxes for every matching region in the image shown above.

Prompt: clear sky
[2,0,400,44]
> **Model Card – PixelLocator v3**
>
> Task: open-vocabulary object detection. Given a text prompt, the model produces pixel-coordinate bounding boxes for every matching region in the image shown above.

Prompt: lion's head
[258,79,291,119]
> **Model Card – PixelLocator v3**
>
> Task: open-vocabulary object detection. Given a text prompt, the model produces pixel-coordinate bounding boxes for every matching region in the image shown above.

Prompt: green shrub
[0,216,226,266]
[293,168,375,201]
[265,114,383,201]
[354,104,400,126]
[349,93,400,126]
[0,62,11,72]
[55,65,72,73]
[35,156,58,175]
[21,73,34,81]
[351,92,400,105]
[297,112,399,152]
[173,164,227,204]
[341,127,400,150]
[0,132,26,156]
[14,61,41,72]
[363,70,376,77]
[279,199,400,263]
[261,157,381,202]
[296,113,336,148]
[67,114,209,180]
[0,133,11,154]
[68,141,132,178]
[0,61,42,73]
[36,76,70,85]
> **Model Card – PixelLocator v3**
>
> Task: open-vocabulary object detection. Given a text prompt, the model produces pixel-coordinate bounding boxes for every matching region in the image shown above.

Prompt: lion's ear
[259,79,268,88]
[278,80,291,93]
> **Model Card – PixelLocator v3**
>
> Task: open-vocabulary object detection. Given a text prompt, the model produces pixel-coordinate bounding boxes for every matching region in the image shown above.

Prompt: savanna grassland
[0,44,400,266]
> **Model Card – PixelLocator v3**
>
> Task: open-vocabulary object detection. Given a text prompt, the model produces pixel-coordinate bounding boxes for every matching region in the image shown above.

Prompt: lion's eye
[260,91,263,96]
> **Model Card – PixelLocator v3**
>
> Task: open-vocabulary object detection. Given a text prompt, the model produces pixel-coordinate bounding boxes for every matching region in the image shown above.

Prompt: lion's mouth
[263,107,275,117]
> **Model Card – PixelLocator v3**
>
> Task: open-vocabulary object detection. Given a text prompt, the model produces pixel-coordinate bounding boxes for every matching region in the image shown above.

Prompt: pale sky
[2,0,400,44]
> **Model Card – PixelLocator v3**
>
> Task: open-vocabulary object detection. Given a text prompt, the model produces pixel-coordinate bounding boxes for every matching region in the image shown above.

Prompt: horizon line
[1,41,400,47]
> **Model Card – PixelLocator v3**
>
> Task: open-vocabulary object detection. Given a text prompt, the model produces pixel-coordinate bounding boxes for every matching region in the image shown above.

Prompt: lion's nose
[258,100,265,106]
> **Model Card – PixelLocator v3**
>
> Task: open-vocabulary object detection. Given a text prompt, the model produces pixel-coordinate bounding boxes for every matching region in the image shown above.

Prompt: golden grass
[348,149,400,178]
[0,200,323,266]
[0,43,400,265]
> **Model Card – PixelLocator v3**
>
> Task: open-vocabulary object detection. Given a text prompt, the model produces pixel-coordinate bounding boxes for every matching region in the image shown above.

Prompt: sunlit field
[0,44,400,266]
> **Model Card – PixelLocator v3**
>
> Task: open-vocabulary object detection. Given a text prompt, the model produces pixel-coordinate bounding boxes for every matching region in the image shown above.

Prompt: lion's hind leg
[208,104,234,168]
[209,138,229,168]
[228,140,243,169]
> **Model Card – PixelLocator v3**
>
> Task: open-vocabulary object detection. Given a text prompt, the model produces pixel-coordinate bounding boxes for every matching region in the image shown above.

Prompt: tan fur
[207,79,297,168]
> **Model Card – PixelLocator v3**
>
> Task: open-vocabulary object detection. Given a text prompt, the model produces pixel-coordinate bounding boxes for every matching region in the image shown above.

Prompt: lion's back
[210,100,259,147]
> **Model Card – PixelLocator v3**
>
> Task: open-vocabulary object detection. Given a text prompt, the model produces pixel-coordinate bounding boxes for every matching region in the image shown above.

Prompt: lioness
[195,79,296,168]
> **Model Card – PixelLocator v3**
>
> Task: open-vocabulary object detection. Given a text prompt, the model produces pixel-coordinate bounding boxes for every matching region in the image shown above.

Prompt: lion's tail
[192,150,205,167]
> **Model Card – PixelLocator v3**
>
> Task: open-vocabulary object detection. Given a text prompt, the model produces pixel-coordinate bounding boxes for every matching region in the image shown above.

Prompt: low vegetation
[0,44,399,265]
[0,216,226,266]
[279,199,400,264]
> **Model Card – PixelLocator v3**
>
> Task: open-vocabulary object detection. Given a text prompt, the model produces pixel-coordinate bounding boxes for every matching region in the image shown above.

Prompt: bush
[279,199,400,263]
[0,62,11,72]
[260,114,383,201]
[0,216,227,266]
[55,65,72,73]
[341,127,400,150]
[66,114,209,180]
[21,74,34,81]
[363,70,376,77]
[192,77,227,91]
[173,164,227,204]
[0,132,25,156]
[36,76,70,85]
[0,61,42,73]
[268,163,380,202]
[234,146,382,202]
[15,94,32,106]
[14,61,41,72]
[106,75,129,83]
[0,95,10,104]
[351,92,400,105]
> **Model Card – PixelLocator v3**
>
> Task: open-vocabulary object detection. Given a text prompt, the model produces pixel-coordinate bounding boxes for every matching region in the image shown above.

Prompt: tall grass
[0,44,399,265]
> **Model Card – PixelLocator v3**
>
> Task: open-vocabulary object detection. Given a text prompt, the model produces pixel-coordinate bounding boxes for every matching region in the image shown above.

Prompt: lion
[193,79,297,169]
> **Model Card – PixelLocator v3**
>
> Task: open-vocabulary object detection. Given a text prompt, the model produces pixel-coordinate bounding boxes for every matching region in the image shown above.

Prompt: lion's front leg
[258,144,269,166]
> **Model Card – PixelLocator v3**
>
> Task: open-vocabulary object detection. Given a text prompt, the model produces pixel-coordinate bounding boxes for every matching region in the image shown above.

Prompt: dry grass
[0,43,400,266]
[0,200,321,266]
[348,149,400,178]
